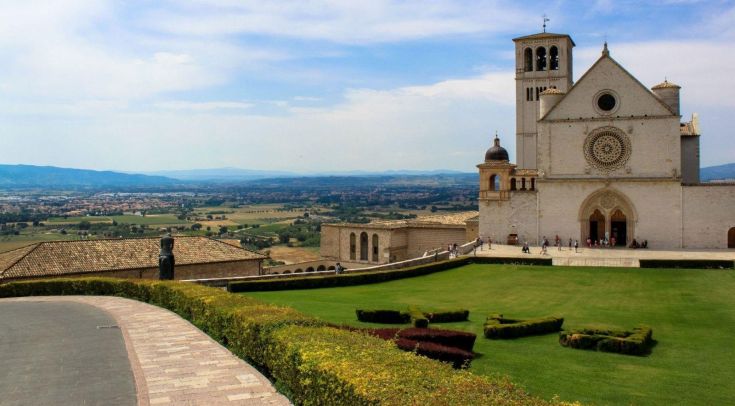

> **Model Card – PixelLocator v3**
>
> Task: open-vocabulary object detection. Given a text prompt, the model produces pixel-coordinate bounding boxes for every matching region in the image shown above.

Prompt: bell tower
[512,31,575,169]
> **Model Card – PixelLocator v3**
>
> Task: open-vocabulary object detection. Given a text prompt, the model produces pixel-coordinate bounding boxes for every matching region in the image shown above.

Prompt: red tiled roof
[0,236,265,281]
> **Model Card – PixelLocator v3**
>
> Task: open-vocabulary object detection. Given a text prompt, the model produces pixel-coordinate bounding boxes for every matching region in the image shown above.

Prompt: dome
[652,79,680,90]
[485,135,509,161]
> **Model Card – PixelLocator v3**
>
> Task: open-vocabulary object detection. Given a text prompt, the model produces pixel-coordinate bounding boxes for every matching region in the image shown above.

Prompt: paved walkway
[0,300,137,406]
[471,242,734,267]
[1,296,291,406]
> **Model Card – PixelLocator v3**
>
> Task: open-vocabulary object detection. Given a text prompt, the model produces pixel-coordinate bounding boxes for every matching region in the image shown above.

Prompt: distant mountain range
[0,163,732,189]
[701,163,735,181]
[0,165,178,188]
[139,167,467,182]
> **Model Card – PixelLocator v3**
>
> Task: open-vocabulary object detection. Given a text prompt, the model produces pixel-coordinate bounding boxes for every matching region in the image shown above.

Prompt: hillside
[0,165,178,188]
[701,163,735,181]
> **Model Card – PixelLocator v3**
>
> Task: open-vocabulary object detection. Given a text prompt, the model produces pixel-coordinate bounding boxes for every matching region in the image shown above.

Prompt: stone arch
[536,46,547,71]
[360,232,369,261]
[728,227,735,249]
[306,267,315,272]
[578,188,637,245]
[489,174,500,191]
[550,46,559,70]
[510,178,517,191]
[317,265,326,272]
[327,265,335,271]
[295,269,304,273]
[283,270,291,274]
[523,47,533,72]
[372,234,379,262]
[349,232,356,260]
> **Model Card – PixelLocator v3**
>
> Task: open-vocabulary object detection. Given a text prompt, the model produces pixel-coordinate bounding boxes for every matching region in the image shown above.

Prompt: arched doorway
[610,209,627,246]
[372,234,379,262]
[579,189,637,246]
[729,227,735,248]
[589,209,605,242]
[360,232,368,261]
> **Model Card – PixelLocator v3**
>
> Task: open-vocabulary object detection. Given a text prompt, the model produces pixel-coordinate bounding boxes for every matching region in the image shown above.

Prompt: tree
[219,225,229,235]
[78,221,91,230]
[191,223,202,231]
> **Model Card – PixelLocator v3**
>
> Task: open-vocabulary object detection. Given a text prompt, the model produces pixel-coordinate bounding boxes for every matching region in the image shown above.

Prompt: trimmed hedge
[395,338,473,369]
[0,278,568,406]
[424,309,470,323]
[229,258,472,292]
[559,326,653,356]
[408,305,429,328]
[228,256,551,293]
[484,314,564,339]
[356,307,470,327]
[355,309,409,324]
[639,259,734,269]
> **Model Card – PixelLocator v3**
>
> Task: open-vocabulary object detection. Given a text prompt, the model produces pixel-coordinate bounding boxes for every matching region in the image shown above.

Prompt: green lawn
[245,264,735,406]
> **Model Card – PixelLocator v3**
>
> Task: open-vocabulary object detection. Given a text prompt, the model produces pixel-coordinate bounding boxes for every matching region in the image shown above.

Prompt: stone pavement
[471,242,734,267]
[1,296,291,406]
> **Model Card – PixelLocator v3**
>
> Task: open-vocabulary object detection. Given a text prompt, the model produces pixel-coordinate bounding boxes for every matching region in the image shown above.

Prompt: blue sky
[1,0,733,172]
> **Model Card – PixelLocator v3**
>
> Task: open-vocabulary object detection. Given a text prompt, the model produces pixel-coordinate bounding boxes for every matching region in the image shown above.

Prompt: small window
[550,46,559,70]
[524,48,533,72]
[536,47,547,71]
[597,93,616,112]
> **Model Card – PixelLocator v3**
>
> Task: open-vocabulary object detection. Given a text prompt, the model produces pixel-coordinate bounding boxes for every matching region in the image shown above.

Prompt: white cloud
[145,0,536,44]
[155,101,254,111]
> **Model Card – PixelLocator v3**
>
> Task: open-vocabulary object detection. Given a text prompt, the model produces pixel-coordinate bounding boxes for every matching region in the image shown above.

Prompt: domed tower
[477,134,515,202]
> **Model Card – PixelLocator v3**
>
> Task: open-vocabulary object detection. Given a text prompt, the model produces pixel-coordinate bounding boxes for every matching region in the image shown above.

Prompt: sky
[1,0,734,173]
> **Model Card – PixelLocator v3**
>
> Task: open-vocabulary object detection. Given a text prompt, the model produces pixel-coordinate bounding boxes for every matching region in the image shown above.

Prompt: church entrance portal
[579,189,636,246]
[729,227,735,249]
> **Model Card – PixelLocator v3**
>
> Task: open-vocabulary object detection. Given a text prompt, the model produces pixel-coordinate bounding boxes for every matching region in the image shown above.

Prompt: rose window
[584,127,631,171]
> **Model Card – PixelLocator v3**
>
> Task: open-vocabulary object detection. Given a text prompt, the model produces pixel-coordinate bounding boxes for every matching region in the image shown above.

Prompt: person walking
[568,238,572,250]
[335,262,343,274]
[574,239,579,253]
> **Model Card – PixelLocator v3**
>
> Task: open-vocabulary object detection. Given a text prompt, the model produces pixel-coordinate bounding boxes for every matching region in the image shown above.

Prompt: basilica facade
[478,32,735,249]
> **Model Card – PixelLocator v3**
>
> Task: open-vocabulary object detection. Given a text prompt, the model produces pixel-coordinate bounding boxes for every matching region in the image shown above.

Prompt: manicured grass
[245,264,735,406]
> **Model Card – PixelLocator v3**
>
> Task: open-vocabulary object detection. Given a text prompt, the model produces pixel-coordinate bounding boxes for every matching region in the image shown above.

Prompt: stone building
[320,212,477,265]
[0,236,266,283]
[479,31,735,249]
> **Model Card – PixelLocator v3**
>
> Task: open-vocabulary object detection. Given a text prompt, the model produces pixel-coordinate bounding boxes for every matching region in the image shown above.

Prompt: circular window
[597,93,616,111]
[583,127,631,171]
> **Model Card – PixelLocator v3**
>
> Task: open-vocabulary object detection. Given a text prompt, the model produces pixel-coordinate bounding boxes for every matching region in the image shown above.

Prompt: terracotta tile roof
[0,236,265,281]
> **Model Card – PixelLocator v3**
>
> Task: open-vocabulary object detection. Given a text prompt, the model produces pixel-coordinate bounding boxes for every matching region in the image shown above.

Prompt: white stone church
[478,31,735,249]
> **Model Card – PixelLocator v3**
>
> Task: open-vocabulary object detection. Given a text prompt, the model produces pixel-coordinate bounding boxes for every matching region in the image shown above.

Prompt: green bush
[559,326,653,356]
[355,309,410,324]
[0,278,566,406]
[408,305,429,328]
[266,325,562,406]
[484,314,564,339]
[639,259,734,269]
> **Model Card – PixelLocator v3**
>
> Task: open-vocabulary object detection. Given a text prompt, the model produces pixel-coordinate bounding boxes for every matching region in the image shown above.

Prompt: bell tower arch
[512,32,575,169]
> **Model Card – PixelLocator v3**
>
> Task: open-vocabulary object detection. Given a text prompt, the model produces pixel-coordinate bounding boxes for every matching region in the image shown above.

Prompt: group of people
[521,235,580,254]
[629,239,648,249]
[585,237,617,248]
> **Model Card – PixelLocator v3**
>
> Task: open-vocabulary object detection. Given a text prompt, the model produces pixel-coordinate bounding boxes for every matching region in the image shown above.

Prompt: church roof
[652,80,681,90]
[0,236,265,281]
[539,44,677,120]
[512,32,576,46]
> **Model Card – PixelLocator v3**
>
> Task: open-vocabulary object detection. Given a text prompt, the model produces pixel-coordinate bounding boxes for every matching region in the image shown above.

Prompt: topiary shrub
[408,305,429,328]
[355,309,410,324]
[484,313,564,339]
[424,309,470,323]
[559,326,653,356]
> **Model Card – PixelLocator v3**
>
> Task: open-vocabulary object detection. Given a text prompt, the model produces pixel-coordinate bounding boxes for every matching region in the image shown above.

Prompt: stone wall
[479,191,538,245]
[683,184,735,248]
[405,227,468,258]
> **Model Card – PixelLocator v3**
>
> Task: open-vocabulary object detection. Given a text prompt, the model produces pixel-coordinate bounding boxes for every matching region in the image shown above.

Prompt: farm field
[245,264,735,406]
[47,214,190,226]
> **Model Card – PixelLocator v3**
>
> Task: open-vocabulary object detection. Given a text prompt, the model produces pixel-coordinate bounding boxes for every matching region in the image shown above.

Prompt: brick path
[3,296,291,406]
